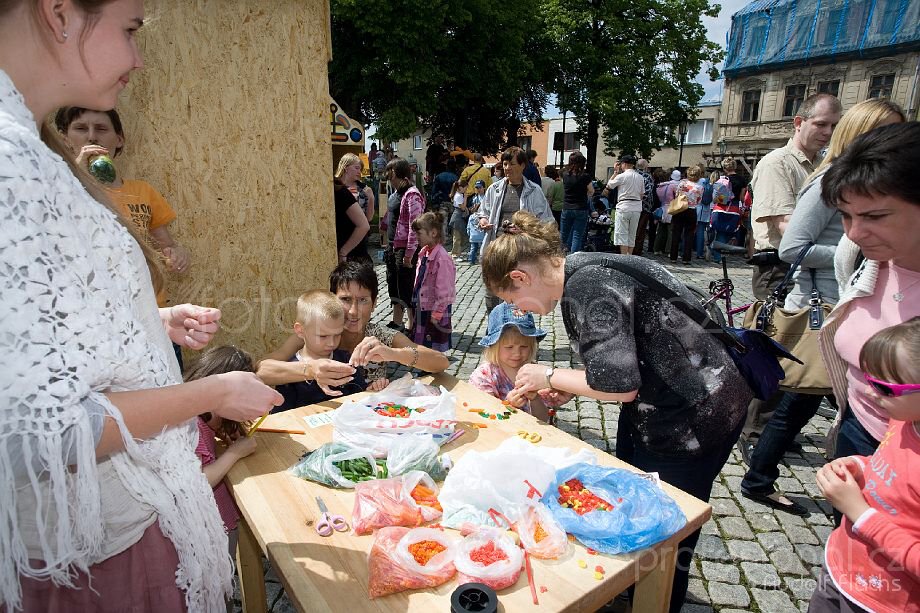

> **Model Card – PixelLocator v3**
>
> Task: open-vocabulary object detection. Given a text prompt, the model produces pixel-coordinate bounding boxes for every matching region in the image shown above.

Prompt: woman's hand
[226,435,258,459]
[213,372,284,422]
[514,363,550,394]
[162,245,191,273]
[368,378,390,392]
[402,254,413,267]
[305,358,356,396]
[349,335,397,367]
[538,388,574,406]
[478,217,493,230]
[816,463,870,523]
[75,144,110,169]
[163,304,221,349]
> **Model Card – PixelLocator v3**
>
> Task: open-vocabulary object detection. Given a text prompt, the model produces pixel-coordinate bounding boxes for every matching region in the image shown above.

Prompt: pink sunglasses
[864,373,920,398]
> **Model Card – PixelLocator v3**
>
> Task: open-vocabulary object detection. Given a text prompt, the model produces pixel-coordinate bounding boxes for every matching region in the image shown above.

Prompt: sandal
[741,490,809,516]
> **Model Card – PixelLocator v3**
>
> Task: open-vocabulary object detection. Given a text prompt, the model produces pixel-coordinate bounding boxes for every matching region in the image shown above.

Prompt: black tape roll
[450,582,498,613]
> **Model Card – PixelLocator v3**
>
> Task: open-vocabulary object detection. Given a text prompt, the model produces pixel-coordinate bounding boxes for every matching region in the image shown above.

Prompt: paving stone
[686,578,710,605]
[775,476,805,493]
[812,524,833,542]
[757,531,792,553]
[721,463,746,476]
[722,475,743,492]
[747,513,781,532]
[710,481,729,498]
[706,582,750,607]
[712,498,742,517]
[784,575,818,600]
[785,524,819,545]
[701,519,720,536]
[578,406,602,419]
[689,559,701,577]
[750,587,799,612]
[776,509,807,527]
[717,516,754,539]
[697,534,731,562]
[579,417,602,430]
[770,549,810,576]
[740,562,781,589]
[726,539,769,562]
[679,604,713,613]
[701,561,740,584]
[794,542,826,567]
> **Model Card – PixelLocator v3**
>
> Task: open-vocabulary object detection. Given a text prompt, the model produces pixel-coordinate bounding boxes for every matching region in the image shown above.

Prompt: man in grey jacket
[476,146,555,311]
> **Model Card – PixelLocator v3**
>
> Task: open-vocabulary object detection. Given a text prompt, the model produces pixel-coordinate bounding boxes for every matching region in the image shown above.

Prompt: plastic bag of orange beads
[367,527,456,598]
[517,502,568,559]
[353,471,443,535]
[453,527,524,591]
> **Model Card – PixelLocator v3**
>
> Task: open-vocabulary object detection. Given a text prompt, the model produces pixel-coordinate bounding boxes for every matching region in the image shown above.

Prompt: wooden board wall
[118,0,335,359]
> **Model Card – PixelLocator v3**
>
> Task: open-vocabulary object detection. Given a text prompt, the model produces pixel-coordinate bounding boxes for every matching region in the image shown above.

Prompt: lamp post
[678,119,688,169]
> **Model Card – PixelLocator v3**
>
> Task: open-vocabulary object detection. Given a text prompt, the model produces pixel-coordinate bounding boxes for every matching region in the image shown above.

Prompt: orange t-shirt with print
[109,179,177,306]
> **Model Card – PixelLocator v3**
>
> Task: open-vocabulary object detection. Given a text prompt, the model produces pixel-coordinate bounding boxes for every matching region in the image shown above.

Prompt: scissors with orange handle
[315,497,348,537]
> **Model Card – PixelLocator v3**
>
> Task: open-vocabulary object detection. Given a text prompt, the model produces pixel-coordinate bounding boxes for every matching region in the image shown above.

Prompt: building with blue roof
[717,0,919,167]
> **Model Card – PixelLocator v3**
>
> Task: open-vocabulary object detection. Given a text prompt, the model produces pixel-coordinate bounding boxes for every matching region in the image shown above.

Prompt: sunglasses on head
[863,373,920,397]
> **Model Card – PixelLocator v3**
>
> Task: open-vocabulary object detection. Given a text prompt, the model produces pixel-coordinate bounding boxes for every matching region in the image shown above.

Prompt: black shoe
[736,436,756,466]
[741,490,809,516]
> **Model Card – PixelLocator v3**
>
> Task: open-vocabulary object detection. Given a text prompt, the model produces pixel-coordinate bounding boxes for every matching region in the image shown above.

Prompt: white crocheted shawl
[0,70,232,612]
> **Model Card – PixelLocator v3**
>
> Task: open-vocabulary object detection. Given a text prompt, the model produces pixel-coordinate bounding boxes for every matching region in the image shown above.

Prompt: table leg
[632,541,678,613]
[236,518,267,613]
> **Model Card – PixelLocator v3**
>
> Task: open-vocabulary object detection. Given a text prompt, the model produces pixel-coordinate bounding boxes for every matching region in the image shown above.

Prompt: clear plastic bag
[288,442,379,488]
[352,471,443,535]
[333,376,457,457]
[543,462,686,555]
[439,437,596,528]
[517,502,568,560]
[367,526,456,598]
[386,434,451,481]
[453,527,524,592]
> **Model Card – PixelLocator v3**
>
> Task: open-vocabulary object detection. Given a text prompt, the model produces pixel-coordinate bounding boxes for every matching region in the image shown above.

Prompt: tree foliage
[330,0,550,153]
[330,0,722,160]
[542,0,723,166]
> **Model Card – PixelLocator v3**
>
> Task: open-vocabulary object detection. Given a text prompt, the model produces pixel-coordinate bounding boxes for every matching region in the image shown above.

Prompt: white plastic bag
[288,442,379,488]
[386,434,451,480]
[454,527,524,591]
[333,375,456,457]
[438,437,596,528]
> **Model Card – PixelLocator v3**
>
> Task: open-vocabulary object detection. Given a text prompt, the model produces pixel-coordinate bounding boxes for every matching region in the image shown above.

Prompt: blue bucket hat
[479,303,547,347]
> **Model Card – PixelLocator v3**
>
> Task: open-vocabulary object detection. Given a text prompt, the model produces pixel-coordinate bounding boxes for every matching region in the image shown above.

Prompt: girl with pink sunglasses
[810,317,920,612]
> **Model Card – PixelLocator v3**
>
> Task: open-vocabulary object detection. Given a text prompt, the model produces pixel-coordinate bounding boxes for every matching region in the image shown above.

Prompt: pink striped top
[195,418,241,532]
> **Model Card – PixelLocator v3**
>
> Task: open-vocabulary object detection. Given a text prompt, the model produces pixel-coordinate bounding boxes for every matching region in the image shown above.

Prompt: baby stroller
[584,209,613,252]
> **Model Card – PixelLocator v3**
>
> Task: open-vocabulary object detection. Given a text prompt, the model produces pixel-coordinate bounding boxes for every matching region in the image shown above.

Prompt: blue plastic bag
[543,463,686,554]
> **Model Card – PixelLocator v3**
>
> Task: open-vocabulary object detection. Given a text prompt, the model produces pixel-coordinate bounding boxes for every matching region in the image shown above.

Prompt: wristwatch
[545,367,555,389]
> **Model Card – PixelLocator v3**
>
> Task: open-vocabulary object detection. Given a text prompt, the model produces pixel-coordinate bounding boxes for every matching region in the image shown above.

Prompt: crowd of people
[2,2,919,612]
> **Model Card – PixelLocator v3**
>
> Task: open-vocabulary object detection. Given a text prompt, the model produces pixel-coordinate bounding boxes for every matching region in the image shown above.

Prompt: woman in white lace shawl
[0,2,283,611]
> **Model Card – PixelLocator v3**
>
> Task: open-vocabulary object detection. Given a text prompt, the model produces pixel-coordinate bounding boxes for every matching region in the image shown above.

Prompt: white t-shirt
[453,191,466,209]
[607,168,645,212]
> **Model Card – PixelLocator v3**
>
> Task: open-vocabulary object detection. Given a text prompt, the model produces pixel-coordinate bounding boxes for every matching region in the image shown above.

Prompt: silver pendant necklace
[892,275,920,303]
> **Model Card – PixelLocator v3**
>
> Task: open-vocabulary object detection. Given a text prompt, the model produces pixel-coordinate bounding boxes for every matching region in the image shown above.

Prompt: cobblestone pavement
[237,251,833,613]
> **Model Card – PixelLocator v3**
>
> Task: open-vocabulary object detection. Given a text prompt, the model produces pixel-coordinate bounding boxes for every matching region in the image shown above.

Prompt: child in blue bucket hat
[469,303,573,422]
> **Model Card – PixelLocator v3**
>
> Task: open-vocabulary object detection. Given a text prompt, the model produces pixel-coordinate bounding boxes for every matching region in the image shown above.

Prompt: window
[553,131,579,151]
[413,135,422,150]
[391,142,398,152]
[822,8,843,47]
[741,89,761,122]
[683,119,714,145]
[783,84,807,117]
[518,136,532,152]
[817,80,840,97]
[868,73,895,99]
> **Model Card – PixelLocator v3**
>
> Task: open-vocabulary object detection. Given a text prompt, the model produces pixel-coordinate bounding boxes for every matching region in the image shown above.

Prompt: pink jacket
[393,186,425,257]
[415,244,455,312]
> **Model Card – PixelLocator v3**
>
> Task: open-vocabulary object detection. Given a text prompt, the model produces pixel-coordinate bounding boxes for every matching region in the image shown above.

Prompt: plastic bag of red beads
[353,471,443,535]
[453,527,524,591]
[367,526,456,598]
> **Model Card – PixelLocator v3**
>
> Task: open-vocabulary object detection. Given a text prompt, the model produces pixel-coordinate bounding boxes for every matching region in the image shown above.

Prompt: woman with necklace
[816,123,920,511]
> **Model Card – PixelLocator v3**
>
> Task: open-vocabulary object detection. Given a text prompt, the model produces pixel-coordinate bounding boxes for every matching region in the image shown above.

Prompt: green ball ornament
[89,155,116,183]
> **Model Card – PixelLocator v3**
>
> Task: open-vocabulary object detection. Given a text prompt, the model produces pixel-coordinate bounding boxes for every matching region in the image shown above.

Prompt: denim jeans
[560,209,589,253]
[468,241,482,264]
[741,392,827,494]
[695,223,709,258]
[617,408,744,613]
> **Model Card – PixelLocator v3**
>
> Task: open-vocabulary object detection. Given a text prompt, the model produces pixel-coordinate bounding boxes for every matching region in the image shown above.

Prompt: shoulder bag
[741,244,833,395]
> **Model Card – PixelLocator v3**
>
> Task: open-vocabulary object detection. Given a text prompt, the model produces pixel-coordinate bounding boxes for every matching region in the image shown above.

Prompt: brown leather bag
[742,244,833,395]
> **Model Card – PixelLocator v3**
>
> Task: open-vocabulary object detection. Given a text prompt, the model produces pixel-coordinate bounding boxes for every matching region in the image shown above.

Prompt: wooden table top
[226,374,711,612]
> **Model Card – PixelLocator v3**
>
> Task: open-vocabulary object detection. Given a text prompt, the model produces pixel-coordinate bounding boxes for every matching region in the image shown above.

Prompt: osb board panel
[117,0,334,358]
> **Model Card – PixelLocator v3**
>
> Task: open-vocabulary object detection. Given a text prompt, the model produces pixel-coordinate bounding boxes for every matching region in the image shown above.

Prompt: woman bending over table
[257,261,449,395]
[479,211,752,613]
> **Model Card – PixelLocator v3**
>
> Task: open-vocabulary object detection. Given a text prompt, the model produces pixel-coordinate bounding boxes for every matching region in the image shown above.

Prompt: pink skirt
[10,521,186,613]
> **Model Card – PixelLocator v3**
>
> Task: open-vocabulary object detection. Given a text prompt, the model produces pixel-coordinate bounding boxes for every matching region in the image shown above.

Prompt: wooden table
[227,374,711,612]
